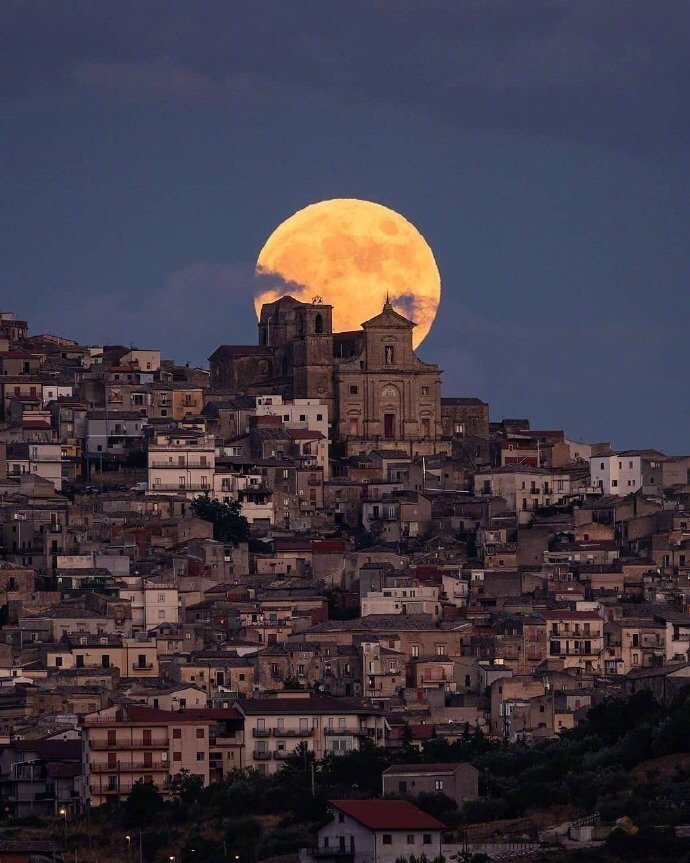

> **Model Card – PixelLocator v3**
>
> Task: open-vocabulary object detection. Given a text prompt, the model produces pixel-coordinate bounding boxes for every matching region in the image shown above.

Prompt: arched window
[314,314,323,334]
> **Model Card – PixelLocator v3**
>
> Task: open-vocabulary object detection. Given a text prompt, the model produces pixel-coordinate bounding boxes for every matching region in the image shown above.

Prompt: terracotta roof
[181,708,242,721]
[235,696,382,716]
[383,762,476,776]
[329,799,445,830]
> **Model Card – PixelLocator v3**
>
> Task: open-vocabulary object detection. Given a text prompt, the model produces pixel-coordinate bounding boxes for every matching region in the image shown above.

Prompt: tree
[170,769,205,808]
[124,779,165,828]
[192,494,249,545]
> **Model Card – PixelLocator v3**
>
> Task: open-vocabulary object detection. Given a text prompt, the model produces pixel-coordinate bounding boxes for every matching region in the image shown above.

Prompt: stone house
[382,762,479,807]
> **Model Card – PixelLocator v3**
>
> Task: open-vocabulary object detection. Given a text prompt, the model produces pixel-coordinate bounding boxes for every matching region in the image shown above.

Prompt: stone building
[210,297,447,457]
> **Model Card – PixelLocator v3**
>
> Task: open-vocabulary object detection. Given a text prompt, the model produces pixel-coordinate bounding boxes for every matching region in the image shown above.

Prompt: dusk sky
[2,1,688,453]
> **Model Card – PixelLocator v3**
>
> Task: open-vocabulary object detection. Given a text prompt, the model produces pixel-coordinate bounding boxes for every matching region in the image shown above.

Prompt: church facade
[209,296,449,457]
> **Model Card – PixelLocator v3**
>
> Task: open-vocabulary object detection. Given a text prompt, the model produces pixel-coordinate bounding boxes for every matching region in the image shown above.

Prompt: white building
[589,450,656,496]
[302,799,445,863]
[119,576,179,633]
[147,429,215,498]
[6,442,64,491]
[41,384,73,406]
[361,585,441,619]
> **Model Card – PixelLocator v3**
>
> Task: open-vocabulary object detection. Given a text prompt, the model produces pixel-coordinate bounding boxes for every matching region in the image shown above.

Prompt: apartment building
[45,635,159,678]
[474,466,571,524]
[545,610,604,672]
[603,618,666,674]
[147,429,215,498]
[6,442,64,491]
[86,410,145,460]
[361,641,405,699]
[82,704,212,807]
[233,694,389,773]
[360,585,441,619]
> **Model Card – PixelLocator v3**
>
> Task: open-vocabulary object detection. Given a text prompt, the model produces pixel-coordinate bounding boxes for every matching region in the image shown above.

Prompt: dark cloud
[3,1,689,148]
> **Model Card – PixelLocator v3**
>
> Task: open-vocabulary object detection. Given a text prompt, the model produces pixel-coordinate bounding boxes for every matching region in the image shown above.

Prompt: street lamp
[58,808,67,846]
[126,835,132,863]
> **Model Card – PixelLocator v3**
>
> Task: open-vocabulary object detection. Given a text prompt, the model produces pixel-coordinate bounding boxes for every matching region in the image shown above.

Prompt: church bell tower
[292,298,335,421]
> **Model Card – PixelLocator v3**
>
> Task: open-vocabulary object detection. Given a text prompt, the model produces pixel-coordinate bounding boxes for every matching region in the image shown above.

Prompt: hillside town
[0,299,688,861]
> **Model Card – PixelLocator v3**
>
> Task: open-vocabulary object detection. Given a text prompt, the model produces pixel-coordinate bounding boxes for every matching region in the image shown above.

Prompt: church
[209,296,449,457]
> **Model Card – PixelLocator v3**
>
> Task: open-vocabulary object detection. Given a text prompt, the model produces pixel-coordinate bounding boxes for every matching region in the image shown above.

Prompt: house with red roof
[302,799,445,863]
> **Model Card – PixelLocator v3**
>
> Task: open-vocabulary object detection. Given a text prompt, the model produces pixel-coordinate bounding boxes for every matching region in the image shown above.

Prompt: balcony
[148,461,212,468]
[89,738,169,750]
[308,847,354,859]
[272,728,313,738]
[253,728,271,738]
[90,760,168,772]
[253,750,272,760]
[273,750,293,760]
[148,484,211,492]
[90,782,170,796]
[131,662,154,671]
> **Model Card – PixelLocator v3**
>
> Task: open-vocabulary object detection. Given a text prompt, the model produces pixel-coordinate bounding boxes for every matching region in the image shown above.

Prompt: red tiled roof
[329,799,445,830]
[124,705,213,724]
[312,540,345,553]
[390,723,437,741]
[181,708,242,721]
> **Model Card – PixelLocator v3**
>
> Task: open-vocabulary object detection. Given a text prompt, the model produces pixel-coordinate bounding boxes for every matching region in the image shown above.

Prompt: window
[435,779,444,790]
[196,728,205,739]
[338,813,345,823]
[196,752,205,761]
[382,835,392,845]
[412,645,419,657]
[317,414,323,421]
[173,751,182,762]
[173,728,182,739]
[349,385,358,395]
[421,386,429,396]
[423,835,432,845]
[407,835,415,845]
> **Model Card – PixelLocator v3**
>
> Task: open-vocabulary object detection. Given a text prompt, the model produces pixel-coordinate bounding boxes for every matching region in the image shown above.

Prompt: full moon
[254,198,441,349]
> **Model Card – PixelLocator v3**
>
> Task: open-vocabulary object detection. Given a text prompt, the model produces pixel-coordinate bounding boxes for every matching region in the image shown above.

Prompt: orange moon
[254,198,441,349]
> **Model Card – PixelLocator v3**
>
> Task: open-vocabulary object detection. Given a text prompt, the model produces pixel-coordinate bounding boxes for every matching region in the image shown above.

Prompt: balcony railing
[89,738,169,750]
[148,461,212,468]
[90,760,168,772]
[252,750,272,760]
[273,750,292,760]
[148,484,211,492]
[272,728,313,737]
[253,728,271,738]
[308,847,354,859]
[131,662,154,671]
